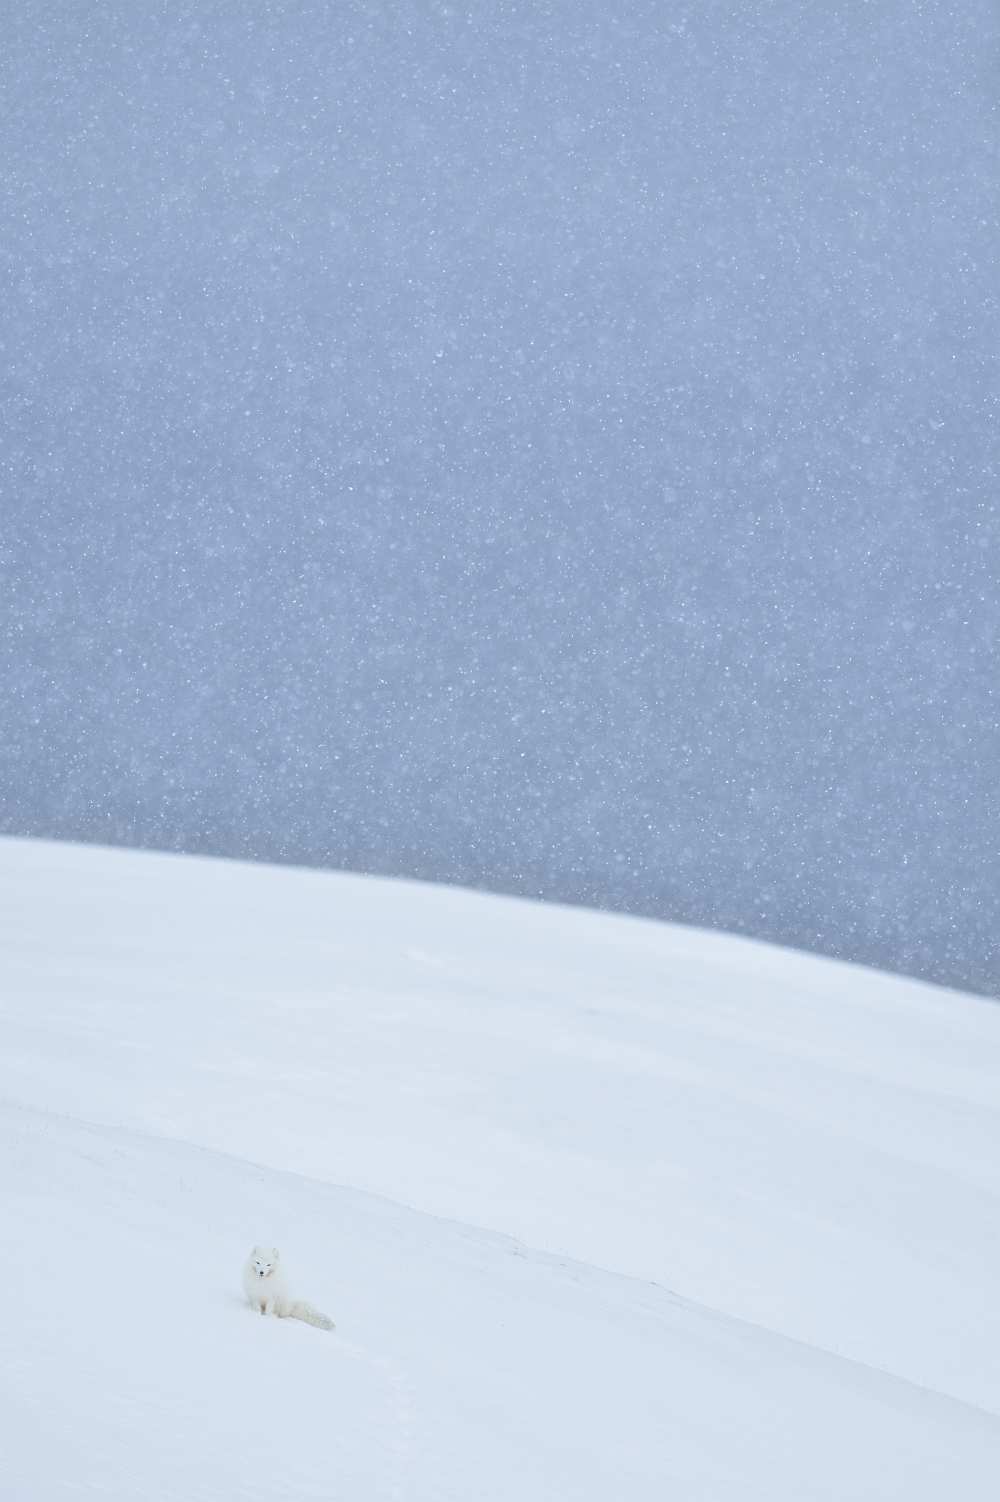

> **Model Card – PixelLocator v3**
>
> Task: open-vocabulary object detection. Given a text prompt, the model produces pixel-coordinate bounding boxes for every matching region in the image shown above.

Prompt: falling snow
[2,3,997,992]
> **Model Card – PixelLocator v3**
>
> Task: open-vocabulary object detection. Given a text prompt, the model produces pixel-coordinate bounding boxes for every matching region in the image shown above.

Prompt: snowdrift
[2,838,999,1498]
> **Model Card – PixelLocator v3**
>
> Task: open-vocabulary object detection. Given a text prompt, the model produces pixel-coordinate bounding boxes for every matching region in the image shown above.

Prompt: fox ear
[273,1247,280,1259]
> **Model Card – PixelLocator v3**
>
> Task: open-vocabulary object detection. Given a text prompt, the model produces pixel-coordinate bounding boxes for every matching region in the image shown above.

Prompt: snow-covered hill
[3,837,999,1498]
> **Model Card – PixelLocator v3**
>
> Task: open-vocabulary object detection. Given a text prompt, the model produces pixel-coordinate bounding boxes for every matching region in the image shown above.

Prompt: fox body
[242,1246,335,1331]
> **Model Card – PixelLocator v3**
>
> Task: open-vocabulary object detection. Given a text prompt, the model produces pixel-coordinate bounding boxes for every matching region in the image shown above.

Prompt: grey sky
[3,2,997,993]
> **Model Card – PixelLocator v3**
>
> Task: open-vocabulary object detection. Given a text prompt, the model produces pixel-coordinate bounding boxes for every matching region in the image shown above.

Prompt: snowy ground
[2,837,999,1498]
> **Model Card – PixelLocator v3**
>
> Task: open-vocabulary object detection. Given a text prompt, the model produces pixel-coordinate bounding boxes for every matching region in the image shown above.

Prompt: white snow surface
[2,836,999,1499]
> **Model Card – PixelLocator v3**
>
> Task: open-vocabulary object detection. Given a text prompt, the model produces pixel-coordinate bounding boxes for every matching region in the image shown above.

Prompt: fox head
[249,1245,280,1279]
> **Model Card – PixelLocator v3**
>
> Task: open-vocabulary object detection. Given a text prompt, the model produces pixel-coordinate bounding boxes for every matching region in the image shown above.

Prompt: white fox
[242,1246,335,1331]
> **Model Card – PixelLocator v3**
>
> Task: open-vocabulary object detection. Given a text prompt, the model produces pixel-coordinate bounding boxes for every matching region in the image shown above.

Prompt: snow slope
[2,837,999,1498]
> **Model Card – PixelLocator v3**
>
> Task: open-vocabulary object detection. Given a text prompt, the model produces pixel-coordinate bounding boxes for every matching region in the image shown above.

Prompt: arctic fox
[242,1246,335,1331]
